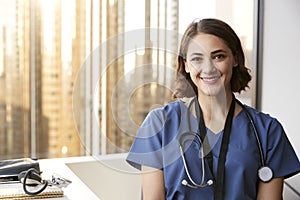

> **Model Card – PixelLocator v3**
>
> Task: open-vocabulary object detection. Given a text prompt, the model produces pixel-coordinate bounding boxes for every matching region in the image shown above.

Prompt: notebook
[0,182,63,199]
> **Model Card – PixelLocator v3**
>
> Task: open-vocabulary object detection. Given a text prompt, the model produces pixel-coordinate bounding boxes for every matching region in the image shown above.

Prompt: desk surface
[39,157,100,200]
[39,153,141,200]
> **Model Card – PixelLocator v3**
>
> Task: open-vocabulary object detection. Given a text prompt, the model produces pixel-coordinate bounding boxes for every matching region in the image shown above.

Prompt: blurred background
[0,0,256,159]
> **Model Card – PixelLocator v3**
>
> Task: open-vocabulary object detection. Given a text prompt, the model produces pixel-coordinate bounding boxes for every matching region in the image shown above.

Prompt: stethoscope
[18,168,71,195]
[178,96,273,190]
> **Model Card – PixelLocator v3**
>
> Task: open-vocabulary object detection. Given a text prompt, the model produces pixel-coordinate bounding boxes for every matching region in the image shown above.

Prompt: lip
[200,75,221,84]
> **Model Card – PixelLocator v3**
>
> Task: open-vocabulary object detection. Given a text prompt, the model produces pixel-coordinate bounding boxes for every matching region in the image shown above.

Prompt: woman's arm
[257,177,284,200]
[141,165,165,200]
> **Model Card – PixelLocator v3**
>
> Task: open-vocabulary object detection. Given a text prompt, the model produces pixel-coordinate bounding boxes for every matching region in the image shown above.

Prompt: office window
[0,0,257,159]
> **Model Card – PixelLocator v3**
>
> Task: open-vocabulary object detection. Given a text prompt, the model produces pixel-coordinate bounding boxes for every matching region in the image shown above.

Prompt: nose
[201,58,216,74]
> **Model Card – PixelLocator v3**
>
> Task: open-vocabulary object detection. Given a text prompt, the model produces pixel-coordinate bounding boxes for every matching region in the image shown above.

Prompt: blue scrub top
[126,99,300,200]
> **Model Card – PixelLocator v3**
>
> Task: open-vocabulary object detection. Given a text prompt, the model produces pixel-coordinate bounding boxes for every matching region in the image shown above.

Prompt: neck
[197,92,233,133]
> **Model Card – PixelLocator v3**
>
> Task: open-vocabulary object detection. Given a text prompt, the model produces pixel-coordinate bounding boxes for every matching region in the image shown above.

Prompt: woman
[126,18,300,199]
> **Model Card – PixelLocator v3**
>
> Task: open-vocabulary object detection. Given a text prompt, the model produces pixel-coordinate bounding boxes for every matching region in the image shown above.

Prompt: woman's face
[184,33,237,97]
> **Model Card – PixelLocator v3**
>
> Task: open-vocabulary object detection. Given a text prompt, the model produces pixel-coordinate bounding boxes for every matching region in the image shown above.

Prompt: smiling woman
[126,18,300,200]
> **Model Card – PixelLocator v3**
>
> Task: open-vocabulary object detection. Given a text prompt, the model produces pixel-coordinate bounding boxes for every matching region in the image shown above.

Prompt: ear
[184,60,190,73]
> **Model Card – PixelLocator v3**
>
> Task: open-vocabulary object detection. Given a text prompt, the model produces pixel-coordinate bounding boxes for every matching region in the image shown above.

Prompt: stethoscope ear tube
[179,132,213,188]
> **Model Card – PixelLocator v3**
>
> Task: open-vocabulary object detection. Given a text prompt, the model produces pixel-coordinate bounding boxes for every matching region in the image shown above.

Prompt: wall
[261,0,300,157]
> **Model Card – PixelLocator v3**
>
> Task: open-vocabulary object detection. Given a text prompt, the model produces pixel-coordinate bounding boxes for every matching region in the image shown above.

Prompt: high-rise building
[0,0,45,159]
[0,0,181,158]
[0,0,85,159]
[104,0,126,153]
[102,0,179,154]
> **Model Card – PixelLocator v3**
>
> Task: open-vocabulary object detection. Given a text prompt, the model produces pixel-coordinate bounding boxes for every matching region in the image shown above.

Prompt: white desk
[39,154,141,200]
[39,157,99,200]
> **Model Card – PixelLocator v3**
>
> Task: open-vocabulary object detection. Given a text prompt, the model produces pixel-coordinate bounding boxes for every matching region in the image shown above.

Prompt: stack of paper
[0,183,63,199]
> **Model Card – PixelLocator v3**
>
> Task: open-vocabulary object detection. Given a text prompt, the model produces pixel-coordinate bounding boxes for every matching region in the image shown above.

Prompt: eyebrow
[211,49,227,54]
[189,49,227,57]
[189,52,204,56]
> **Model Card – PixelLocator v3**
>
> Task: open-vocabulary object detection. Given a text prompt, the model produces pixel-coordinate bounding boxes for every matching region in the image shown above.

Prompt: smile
[200,75,221,83]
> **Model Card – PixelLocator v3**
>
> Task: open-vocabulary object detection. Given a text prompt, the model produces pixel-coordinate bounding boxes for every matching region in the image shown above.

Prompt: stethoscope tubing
[179,132,208,187]
[235,100,265,167]
[180,96,273,189]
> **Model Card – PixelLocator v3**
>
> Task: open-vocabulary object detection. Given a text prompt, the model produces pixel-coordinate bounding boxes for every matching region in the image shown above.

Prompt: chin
[199,83,227,97]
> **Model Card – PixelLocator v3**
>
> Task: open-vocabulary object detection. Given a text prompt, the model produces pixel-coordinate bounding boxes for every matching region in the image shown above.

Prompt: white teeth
[201,76,220,81]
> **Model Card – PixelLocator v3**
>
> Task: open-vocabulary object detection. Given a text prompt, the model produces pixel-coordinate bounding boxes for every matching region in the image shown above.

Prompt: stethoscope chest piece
[258,166,273,182]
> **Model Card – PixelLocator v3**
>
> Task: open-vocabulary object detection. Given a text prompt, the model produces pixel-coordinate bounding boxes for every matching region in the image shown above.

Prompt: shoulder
[150,98,191,115]
[243,105,276,121]
[143,98,191,127]
[144,100,184,121]
[242,104,283,131]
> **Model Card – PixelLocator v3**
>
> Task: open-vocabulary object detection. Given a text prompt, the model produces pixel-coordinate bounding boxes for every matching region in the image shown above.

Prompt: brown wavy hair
[172,18,252,99]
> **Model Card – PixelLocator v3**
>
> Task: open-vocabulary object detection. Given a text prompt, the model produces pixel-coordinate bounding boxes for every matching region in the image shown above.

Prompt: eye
[213,54,226,61]
[190,56,203,63]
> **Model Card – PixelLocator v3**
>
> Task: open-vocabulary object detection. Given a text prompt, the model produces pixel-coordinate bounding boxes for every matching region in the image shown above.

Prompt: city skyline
[0,0,255,159]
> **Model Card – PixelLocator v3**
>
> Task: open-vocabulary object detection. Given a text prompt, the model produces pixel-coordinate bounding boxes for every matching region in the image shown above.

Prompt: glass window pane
[0,0,257,159]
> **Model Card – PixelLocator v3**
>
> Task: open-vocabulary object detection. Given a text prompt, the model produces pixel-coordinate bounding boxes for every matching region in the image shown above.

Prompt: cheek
[187,70,199,85]
[221,66,233,84]
[215,60,234,75]
[186,62,201,75]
